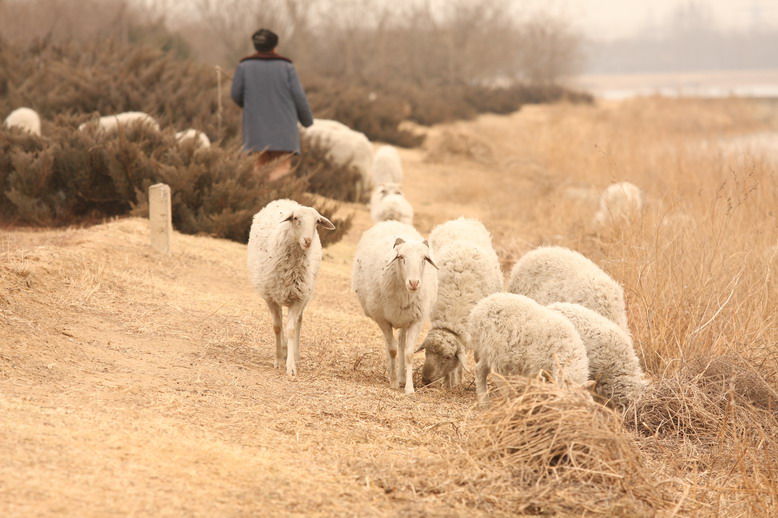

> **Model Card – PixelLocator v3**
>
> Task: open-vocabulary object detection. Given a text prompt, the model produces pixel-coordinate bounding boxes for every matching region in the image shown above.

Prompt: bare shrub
[295,136,365,203]
[0,116,351,246]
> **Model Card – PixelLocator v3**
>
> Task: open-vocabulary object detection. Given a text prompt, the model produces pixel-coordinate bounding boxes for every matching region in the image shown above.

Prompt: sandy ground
[0,110,556,517]
[5,103,775,517]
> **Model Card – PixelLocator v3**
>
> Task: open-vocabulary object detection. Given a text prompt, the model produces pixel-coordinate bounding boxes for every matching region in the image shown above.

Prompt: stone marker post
[149,183,172,254]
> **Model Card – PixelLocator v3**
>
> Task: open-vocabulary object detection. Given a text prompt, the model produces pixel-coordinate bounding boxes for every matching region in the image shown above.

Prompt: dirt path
[0,111,550,517]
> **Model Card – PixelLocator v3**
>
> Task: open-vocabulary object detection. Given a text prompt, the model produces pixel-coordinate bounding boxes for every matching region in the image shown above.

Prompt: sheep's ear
[393,237,405,248]
[415,342,426,354]
[317,216,336,230]
[456,348,470,371]
[281,213,295,223]
[424,256,439,269]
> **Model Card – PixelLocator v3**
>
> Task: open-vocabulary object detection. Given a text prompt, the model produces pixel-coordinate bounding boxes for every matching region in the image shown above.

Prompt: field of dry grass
[2,97,777,516]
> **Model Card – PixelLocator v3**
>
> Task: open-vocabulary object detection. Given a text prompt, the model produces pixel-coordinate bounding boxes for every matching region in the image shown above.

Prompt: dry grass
[2,97,778,516]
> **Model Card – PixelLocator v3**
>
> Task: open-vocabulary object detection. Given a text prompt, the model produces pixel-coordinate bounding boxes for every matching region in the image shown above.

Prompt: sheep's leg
[446,365,462,388]
[285,301,305,376]
[397,328,407,388]
[378,322,398,388]
[266,300,286,369]
[292,303,306,364]
[475,359,491,405]
[401,323,423,395]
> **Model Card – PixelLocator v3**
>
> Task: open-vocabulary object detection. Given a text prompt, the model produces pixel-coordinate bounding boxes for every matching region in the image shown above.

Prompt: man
[230,28,313,180]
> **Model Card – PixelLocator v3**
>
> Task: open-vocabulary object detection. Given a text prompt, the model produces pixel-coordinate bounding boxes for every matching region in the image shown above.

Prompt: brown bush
[0,117,351,247]
[295,136,366,204]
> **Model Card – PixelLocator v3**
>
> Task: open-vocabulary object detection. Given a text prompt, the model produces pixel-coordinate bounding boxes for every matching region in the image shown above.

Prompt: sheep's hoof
[404,385,415,395]
[286,360,297,377]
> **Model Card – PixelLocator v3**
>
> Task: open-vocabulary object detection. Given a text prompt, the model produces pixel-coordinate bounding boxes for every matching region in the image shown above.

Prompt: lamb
[469,293,590,403]
[369,182,403,209]
[3,107,41,136]
[508,246,629,333]
[548,302,649,408]
[369,184,414,225]
[418,218,502,387]
[247,199,336,376]
[372,145,403,186]
[352,220,438,394]
[78,111,160,133]
[593,181,644,229]
[301,118,373,201]
[175,129,211,148]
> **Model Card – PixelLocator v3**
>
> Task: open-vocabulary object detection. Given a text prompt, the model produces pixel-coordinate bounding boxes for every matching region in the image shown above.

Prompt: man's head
[252,29,278,52]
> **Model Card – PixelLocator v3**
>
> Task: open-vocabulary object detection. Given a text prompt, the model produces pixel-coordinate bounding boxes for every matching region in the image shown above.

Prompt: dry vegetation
[2,97,777,516]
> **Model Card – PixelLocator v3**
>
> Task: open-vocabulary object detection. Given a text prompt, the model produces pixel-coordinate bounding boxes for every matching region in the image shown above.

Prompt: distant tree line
[586,2,778,74]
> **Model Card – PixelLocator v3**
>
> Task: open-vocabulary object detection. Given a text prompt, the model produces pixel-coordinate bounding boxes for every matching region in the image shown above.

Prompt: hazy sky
[520,0,778,40]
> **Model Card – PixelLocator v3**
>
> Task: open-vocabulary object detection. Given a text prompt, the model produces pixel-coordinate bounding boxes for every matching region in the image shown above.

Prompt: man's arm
[288,65,313,127]
[230,65,245,108]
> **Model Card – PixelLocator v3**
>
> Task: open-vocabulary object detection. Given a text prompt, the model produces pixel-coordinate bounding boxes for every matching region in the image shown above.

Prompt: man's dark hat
[252,29,279,51]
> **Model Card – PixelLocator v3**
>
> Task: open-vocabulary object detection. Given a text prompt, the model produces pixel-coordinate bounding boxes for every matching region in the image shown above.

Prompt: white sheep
[469,293,590,403]
[372,145,403,186]
[352,220,438,394]
[247,199,336,376]
[370,190,414,225]
[78,111,160,133]
[548,302,649,408]
[593,181,644,229]
[508,246,629,333]
[418,217,501,386]
[302,118,373,201]
[418,238,503,387]
[175,128,211,148]
[428,216,494,252]
[3,107,41,136]
[369,182,403,209]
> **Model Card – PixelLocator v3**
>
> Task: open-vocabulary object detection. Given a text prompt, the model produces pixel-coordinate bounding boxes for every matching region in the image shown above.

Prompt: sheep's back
[508,246,628,331]
[431,241,502,337]
[468,293,588,384]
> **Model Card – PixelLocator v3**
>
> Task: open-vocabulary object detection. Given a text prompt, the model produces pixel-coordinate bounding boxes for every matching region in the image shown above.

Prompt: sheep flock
[237,120,651,411]
[4,106,651,408]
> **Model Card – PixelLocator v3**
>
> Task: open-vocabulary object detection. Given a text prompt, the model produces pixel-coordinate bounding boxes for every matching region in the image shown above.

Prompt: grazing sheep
[508,246,629,332]
[352,221,438,394]
[370,190,414,225]
[78,111,160,133]
[175,129,211,148]
[302,118,373,201]
[469,293,590,403]
[418,217,501,386]
[4,107,41,136]
[593,181,644,229]
[372,145,403,186]
[548,302,648,408]
[247,199,336,376]
[419,238,503,387]
[428,216,494,252]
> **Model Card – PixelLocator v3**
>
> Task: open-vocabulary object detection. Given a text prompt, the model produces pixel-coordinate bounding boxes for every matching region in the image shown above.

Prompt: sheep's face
[282,208,335,249]
[370,183,403,207]
[389,238,437,292]
[419,329,464,385]
[378,183,402,199]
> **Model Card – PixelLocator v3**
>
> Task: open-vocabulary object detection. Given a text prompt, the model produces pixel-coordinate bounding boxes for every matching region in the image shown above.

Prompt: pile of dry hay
[455,376,682,516]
